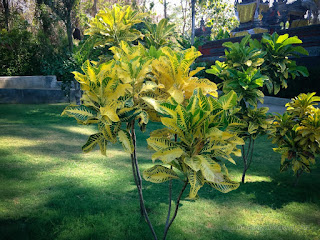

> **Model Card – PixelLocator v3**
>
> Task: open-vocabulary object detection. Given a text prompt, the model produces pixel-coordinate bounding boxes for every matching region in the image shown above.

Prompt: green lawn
[0,104,319,240]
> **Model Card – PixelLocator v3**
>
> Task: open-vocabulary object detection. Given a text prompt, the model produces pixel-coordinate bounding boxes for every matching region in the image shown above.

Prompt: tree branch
[163,181,188,240]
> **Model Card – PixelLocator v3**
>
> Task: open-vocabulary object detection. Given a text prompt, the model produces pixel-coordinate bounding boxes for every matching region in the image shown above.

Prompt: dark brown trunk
[3,0,9,31]
[91,0,97,17]
[164,0,167,18]
[294,169,303,187]
[65,13,73,52]
[191,0,196,45]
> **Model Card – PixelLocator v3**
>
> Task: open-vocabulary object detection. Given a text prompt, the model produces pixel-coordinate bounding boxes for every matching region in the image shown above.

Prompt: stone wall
[0,76,74,104]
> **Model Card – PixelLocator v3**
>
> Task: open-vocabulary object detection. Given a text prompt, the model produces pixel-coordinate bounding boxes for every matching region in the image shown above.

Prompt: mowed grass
[0,104,319,240]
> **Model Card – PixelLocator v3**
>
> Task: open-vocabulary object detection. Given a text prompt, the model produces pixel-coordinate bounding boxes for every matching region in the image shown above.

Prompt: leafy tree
[269,93,320,185]
[143,89,243,239]
[62,5,243,239]
[62,42,160,238]
[170,0,237,44]
[251,33,309,95]
[0,27,39,76]
[37,0,80,52]
[206,0,238,38]
[207,34,310,183]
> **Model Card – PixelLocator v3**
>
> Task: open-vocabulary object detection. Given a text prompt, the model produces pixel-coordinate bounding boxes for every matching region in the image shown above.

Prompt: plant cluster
[269,93,320,183]
[61,4,317,239]
[62,4,244,239]
[206,33,309,182]
[144,90,243,198]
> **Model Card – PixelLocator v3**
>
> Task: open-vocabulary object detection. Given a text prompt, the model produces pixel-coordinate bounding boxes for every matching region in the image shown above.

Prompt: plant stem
[247,139,255,169]
[163,181,188,240]
[242,137,255,183]
[294,169,303,187]
[241,145,247,183]
[130,120,158,240]
[131,153,143,216]
[165,134,177,228]
[165,166,172,229]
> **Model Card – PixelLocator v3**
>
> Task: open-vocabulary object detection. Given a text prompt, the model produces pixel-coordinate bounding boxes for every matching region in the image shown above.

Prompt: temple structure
[195,0,320,39]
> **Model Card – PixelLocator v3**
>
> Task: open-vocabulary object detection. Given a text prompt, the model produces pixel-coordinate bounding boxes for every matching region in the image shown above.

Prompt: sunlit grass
[0,104,319,240]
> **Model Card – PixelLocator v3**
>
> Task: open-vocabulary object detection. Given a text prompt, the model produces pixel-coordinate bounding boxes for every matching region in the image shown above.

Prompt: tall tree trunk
[91,0,97,17]
[66,12,81,105]
[65,13,73,52]
[3,0,9,31]
[181,0,186,35]
[164,0,167,18]
[191,0,196,45]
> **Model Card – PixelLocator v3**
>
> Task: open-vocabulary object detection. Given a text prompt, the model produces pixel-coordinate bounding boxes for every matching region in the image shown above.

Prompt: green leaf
[218,91,238,110]
[292,46,309,56]
[98,138,108,156]
[184,156,201,172]
[276,34,289,44]
[296,66,309,77]
[62,105,96,124]
[82,133,104,153]
[282,36,302,46]
[118,107,141,122]
[187,169,204,199]
[143,165,179,183]
[248,122,259,135]
[147,137,176,151]
[118,130,134,154]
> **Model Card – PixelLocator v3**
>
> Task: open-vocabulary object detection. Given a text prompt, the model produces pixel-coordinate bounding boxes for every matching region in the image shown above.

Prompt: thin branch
[241,145,247,167]
[245,137,252,162]
[130,120,158,240]
[247,139,255,169]
[241,144,247,183]
[163,181,188,240]
[165,134,177,228]
[165,166,173,229]
[294,169,303,187]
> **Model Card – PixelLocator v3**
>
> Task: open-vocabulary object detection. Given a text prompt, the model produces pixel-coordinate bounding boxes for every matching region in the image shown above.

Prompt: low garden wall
[0,76,74,104]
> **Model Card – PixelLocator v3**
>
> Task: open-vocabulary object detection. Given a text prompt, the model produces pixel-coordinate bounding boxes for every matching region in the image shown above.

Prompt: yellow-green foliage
[151,46,218,104]
[270,93,320,175]
[110,41,163,128]
[144,18,176,49]
[61,59,137,153]
[85,4,147,47]
[143,89,244,199]
[241,107,274,140]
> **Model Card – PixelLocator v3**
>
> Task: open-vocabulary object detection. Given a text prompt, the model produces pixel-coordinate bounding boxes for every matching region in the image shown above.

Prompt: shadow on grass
[0,175,180,240]
[1,104,320,240]
[236,180,320,209]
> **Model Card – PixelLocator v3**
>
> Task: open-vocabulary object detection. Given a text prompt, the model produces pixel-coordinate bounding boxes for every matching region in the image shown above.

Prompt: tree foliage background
[0,0,237,78]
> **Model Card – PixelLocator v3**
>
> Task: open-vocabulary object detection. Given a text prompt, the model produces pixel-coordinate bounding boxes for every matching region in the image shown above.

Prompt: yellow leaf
[168,87,184,104]
[197,155,223,183]
[187,169,204,199]
[100,103,120,122]
[117,130,133,154]
[152,147,184,163]
[207,174,240,193]
[143,165,179,183]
